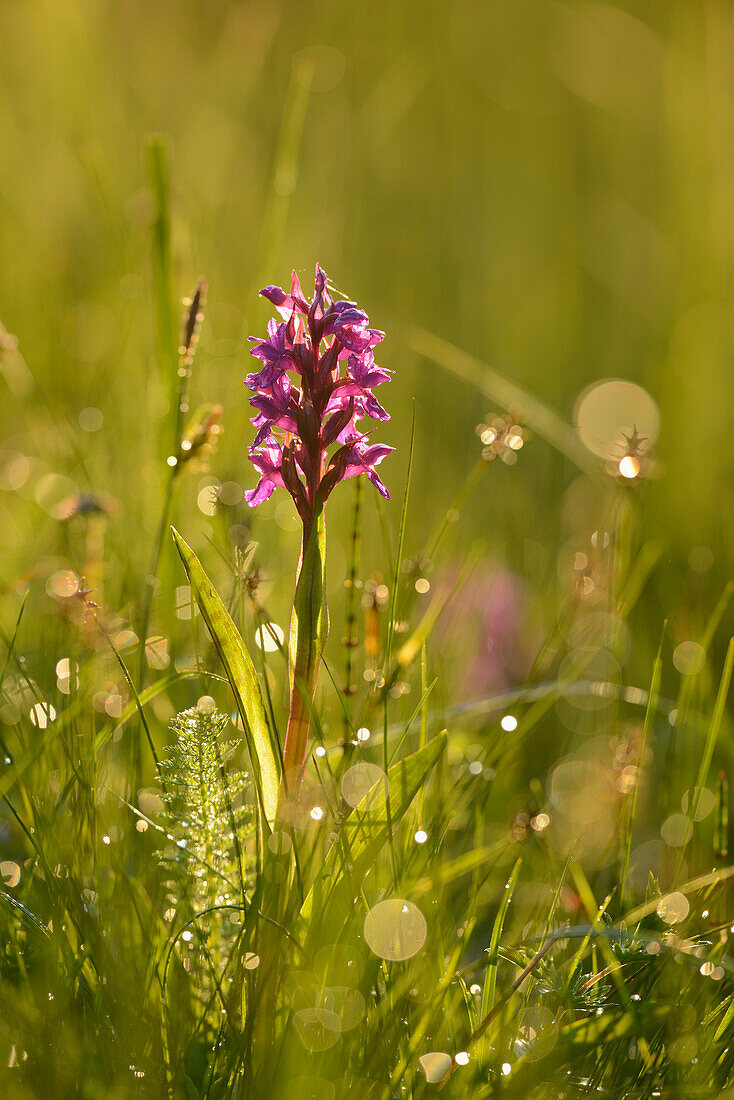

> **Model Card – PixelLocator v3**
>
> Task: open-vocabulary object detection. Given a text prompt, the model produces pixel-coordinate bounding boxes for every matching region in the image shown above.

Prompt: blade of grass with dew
[620,624,665,908]
[663,586,734,808]
[504,1003,672,1099]
[570,861,650,1070]
[299,731,446,941]
[389,909,480,1097]
[679,635,734,872]
[475,856,522,1069]
[411,841,510,896]
[171,527,279,830]
[623,862,734,925]
[561,881,614,1001]
[387,676,437,764]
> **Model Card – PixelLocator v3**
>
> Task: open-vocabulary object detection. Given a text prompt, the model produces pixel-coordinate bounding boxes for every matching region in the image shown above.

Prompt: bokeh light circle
[341,762,388,809]
[673,641,706,676]
[575,379,660,459]
[363,898,427,961]
[656,891,690,924]
[419,1053,452,1083]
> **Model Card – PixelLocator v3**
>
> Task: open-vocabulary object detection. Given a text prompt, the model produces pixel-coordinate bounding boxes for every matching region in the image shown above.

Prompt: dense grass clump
[1,217,733,1098]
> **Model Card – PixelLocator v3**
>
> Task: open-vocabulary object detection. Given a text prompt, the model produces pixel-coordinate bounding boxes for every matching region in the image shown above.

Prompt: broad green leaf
[171,527,279,828]
[299,731,447,944]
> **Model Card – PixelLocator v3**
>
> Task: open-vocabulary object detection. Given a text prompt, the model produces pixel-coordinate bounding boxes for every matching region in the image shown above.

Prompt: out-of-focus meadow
[2,2,734,1096]
[2,0,733,580]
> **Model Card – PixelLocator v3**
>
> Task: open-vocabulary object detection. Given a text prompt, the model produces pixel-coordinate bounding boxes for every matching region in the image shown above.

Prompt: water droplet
[46,569,80,600]
[618,455,640,479]
[656,892,690,925]
[419,1053,452,1083]
[255,623,285,652]
[1,861,21,887]
[29,702,56,729]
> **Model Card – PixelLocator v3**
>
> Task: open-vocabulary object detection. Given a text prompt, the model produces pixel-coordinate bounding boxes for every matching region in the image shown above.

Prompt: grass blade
[171,527,279,830]
[299,731,447,940]
[475,856,522,1067]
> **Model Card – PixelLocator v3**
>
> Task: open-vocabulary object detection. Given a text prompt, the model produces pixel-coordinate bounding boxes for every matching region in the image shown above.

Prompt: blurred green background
[0,0,732,649]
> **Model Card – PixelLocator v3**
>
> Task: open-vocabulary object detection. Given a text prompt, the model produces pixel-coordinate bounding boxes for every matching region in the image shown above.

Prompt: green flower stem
[278,506,328,808]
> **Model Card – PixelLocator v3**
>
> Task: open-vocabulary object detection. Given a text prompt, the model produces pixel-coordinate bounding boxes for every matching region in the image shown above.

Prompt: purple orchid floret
[244,263,393,522]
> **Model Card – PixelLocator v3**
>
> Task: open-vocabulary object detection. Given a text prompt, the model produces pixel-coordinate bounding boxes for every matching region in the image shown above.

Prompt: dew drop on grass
[656,892,690,924]
[1,861,21,887]
[46,570,80,600]
[363,898,427,961]
[255,623,285,652]
[618,455,640,479]
[419,1053,452,1083]
[30,702,56,728]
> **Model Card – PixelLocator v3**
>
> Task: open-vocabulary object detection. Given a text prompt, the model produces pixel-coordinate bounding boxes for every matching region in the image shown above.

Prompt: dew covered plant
[2,202,734,1100]
[159,704,251,916]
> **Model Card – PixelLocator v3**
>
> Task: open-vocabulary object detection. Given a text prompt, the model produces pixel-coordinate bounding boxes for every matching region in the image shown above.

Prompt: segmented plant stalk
[715,771,729,860]
[342,475,362,721]
[279,508,328,804]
